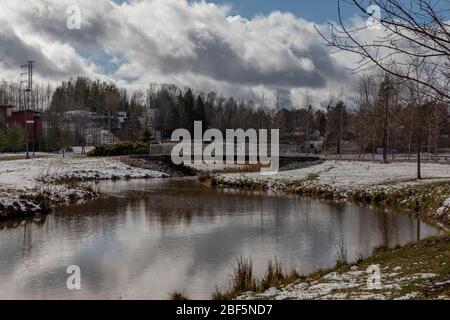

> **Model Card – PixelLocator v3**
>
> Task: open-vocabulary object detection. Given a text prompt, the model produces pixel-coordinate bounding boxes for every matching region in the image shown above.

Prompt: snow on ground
[0,156,166,218]
[0,156,165,191]
[437,198,450,217]
[217,160,450,189]
[38,157,167,183]
[0,152,56,160]
[237,266,439,300]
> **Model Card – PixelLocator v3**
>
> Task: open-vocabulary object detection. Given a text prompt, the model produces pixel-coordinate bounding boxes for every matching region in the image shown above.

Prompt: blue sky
[112,0,354,22]
[205,0,349,22]
[205,0,449,21]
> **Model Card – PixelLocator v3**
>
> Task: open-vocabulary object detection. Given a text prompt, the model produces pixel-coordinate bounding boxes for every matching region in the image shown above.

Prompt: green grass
[320,235,450,299]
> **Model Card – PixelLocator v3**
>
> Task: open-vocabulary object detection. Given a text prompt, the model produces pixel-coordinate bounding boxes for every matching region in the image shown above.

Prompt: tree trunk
[434,128,439,163]
[408,132,412,160]
[383,97,388,164]
[417,136,421,180]
[372,139,375,160]
[361,129,366,160]
[337,137,341,155]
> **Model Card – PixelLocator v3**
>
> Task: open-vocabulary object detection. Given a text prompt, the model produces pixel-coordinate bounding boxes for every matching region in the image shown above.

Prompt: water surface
[0,178,442,299]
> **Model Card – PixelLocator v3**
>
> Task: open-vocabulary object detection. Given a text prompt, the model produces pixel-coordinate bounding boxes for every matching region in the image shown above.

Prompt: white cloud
[0,0,357,108]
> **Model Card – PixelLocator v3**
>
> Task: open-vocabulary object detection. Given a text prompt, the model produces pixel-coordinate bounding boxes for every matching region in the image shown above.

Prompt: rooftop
[12,108,44,114]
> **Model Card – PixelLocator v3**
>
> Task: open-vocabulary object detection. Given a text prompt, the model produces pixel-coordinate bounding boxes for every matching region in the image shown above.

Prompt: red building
[0,105,44,140]
[0,105,13,129]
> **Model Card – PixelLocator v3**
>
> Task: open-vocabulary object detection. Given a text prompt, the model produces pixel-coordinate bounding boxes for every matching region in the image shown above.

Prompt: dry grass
[335,242,348,268]
[221,163,271,174]
[212,257,300,300]
[198,163,271,183]
[198,172,214,182]
[260,258,300,292]
[169,290,190,300]
[305,173,320,181]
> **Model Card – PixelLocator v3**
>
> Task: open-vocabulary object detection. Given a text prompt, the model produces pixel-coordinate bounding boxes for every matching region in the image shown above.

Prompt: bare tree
[394,70,433,179]
[318,0,450,100]
[355,74,380,158]
[429,103,447,161]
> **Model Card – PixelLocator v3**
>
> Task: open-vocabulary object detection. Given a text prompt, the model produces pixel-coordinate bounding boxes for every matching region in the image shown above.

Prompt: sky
[199,0,350,22]
[0,0,380,108]
[112,0,348,22]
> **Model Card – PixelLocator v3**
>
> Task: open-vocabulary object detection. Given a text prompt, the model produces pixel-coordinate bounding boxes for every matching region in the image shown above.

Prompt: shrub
[0,125,25,152]
[0,129,7,152]
[88,141,150,157]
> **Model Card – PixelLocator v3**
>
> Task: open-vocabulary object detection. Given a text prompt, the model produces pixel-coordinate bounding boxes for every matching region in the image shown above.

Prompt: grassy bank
[233,235,450,300]
[208,161,450,299]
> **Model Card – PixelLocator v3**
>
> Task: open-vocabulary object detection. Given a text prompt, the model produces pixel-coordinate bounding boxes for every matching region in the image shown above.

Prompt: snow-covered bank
[213,160,450,227]
[184,161,247,173]
[215,160,450,189]
[0,156,166,219]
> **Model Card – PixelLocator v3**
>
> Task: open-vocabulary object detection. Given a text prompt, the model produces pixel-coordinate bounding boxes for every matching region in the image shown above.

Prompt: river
[0,178,442,299]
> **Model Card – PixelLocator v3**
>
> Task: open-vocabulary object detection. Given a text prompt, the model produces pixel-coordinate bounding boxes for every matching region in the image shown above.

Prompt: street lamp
[383,78,394,164]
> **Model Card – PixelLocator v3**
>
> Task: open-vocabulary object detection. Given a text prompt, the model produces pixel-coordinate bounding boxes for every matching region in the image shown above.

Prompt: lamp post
[383,77,394,164]
[25,111,29,159]
[26,119,35,158]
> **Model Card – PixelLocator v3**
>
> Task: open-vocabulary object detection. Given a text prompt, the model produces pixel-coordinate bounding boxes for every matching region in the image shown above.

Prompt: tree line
[0,81,52,111]
[14,75,447,163]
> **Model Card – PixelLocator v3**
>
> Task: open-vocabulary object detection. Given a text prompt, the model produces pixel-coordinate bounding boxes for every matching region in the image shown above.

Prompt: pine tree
[7,124,25,153]
[194,95,206,130]
[181,89,195,134]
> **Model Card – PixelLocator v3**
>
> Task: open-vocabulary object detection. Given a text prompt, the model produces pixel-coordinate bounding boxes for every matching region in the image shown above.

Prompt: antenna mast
[21,61,34,111]
[20,61,34,159]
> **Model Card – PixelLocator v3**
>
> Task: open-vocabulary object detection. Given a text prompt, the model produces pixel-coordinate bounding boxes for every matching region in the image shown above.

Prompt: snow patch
[0,156,166,218]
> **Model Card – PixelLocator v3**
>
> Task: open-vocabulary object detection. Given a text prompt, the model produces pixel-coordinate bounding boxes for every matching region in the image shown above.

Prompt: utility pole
[21,61,34,159]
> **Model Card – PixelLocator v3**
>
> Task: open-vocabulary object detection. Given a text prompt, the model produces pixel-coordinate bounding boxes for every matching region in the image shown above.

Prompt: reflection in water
[0,178,442,299]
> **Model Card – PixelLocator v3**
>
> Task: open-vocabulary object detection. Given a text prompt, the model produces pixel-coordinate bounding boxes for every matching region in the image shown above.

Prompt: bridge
[132,153,320,173]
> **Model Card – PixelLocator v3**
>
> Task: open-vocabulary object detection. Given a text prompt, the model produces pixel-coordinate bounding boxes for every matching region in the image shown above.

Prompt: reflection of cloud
[0,179,439,299]
[0,0,354,107]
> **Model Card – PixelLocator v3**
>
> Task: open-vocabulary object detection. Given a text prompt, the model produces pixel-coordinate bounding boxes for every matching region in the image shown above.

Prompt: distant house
[0,105,43,140]
[0,105,13,129]
[12,109,44,140]
[147,105,162,140]
[116,111,128,129]
[305,140,324,153]
[63,110,108,122]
